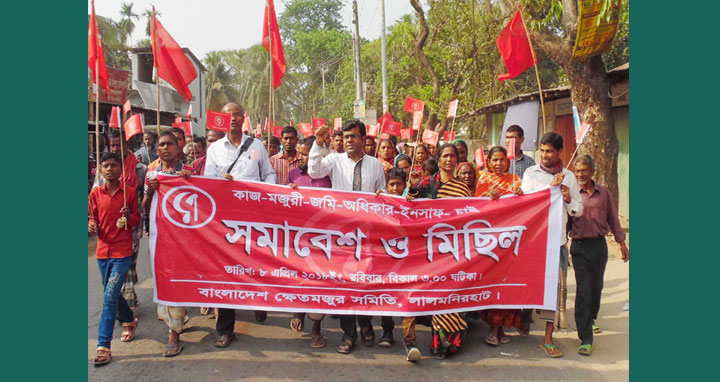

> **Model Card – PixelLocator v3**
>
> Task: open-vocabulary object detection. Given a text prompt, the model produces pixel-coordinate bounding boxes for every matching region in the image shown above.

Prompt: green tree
[142,8,162,37]
[119,2,139,47]
[90,14,131,70]
[522,0,628,202]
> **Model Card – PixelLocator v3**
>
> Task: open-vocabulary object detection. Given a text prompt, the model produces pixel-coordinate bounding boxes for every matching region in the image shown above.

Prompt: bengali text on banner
[150,176,562,316]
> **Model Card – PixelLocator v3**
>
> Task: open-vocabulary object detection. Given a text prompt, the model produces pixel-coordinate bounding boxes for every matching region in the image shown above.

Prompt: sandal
[163,343,184,358]
[200,307,210,315]
[290,315,304,332]
[593,324,602,334]
[310,334,326,348]
[120,318,138,342]
[214,333,235,348]
[361,327,375,347]
[539,343,563,358]
[578,344,593,356]
[485,332,499,346]
[337,339,354,354]
[499,334,511,344]
[93,347,111,367]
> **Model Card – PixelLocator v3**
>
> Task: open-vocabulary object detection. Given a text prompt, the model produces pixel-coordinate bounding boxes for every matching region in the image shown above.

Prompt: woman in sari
[412,144,429,172]
[377,138,397,174]
[475,146,526,345]
[407,143,471,359]
[456,161,477,196]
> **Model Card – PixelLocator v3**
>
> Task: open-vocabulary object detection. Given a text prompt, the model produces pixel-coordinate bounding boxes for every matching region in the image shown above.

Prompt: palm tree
[204,52,238,111]
[143,8,162,37]
[119,2,139,46]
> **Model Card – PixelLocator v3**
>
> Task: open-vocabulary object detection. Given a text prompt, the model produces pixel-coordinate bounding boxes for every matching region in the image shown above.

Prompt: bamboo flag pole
[518,6,547,133]
[152,10,161,137]
[266,0,273,148]
[94,58,101,185]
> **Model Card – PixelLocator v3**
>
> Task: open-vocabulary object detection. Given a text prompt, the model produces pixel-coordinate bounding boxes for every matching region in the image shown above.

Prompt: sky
[91,0,417,61]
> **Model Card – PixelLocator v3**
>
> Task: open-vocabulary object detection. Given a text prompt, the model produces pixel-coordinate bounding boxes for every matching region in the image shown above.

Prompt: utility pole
[380,0,388,113]
[352,0,362,103]
[320,65,327,106]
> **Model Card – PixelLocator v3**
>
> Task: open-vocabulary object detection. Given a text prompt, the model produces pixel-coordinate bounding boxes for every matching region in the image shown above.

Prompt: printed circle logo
[412,102,419,110]
[162,186,216,228]
[214,116,224,126]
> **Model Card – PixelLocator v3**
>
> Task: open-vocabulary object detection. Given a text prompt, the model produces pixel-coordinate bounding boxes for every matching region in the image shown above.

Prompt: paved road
[88,236,629,382]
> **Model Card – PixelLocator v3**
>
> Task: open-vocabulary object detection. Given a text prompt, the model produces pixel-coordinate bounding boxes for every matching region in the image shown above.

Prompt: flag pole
[152,10,161,137]
[117,112,128,211]
[94,54,101,185]
[266,0,273,148]
[518,5,547,133]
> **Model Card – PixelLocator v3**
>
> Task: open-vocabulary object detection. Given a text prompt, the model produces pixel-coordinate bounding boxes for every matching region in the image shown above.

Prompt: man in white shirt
[203,102,276,349]
[309,119,385,355]
[521,131,583,358]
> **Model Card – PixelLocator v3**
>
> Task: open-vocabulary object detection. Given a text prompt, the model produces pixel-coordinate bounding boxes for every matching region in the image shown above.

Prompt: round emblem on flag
[161,186,216,229]
[215,116,224,126]
[412,102,419,109]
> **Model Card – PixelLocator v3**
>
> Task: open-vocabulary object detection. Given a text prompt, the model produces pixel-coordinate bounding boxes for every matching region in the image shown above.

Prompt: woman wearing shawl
[377,138,397,174]
[455,161,477,195]
[407,143,471,359]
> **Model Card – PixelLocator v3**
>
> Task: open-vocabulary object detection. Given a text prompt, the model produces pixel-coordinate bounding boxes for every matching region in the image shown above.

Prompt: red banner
[401,128,412,140]
[383,121,402,136]
[443,130,455,142]
[206,110,232,132]
[311,117,326,129]
[272,125,284,138]
[150,176,562,315]
[334,117,342,131]
[367,124,379,137]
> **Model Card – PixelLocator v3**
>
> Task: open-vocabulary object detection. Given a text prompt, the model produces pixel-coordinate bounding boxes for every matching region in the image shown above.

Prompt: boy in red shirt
[88,152,141,366]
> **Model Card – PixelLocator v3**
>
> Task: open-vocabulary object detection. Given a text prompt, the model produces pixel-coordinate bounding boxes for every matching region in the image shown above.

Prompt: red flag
[333,117,342,131]
[242,114,252,133]
[474,148,486,168]
[576,122,591,144]
[272,125,284,138]
[172,121,192,136]
[256,124,262,138]
[412,111,423,131]
[124,114,143,140]
[442,130,455,142]
[507,137,516,160]
[151,8,198,101]
[88,0,110,94]
[447,100,459,118]
[496,6,537,82]
[404,96,425,113]
[380,133,390,140]
[174,117,182,124]
[108,106,121,128]
[123,100,132,116]
[367,124,379,137]
[378,111,394,126]
[206,110,232,131]
[262,0,286,88]
[400,128,412,140]
[298,123,313,136]
[383,121,402,136]
[421,129,439,146]
[311,117,326,129]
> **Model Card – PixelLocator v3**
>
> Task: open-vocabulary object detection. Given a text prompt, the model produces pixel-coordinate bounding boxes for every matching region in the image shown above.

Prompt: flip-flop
[485,333,499,346]
[163,343,184,358]
[593,324,602,334]
[578,344,593,356]
[539,343,563,358]
[500,334,511,344]
[310,335,326,348]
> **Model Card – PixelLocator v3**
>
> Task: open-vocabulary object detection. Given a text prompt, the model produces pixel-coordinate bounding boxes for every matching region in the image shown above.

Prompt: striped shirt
[414,174,471,199]
[270,151,300,185]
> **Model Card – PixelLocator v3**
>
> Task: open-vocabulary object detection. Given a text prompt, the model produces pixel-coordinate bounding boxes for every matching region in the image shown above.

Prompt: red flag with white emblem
[400,128,412,140]
[442,130,455,142]
[412,111,423,131]
[123,114,143,140]
[367,124,379,137]
[404,96,425,113]
[206,110,232,131]
[334,117,342,131]
[474,148,486,168]
[421,129,439,146]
